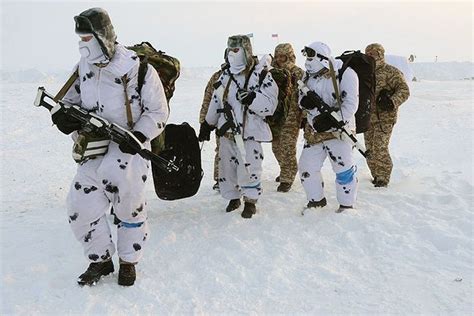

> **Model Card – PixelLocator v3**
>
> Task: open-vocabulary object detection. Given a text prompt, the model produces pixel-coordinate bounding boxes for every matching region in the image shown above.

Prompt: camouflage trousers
[364,121,394,183]
[271,121,300,184]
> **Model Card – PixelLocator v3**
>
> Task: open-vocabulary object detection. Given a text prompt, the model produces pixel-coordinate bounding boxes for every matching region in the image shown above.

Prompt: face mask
[227,47,247,74]
[304,57,325,74]
[78,36,109,65]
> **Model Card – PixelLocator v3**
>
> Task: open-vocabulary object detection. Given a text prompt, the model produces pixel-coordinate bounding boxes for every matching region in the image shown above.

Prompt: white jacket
[63,44,169,141]
[205,59,279,142]
[300,60,359,133]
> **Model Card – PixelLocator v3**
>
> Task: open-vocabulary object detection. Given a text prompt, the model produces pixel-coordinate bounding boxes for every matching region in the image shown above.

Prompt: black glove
[300,91,322,110]
[312,112,335,133]
[376,89,395,111]
[119,131,147,155]
[51,108,82,135]
[236,89,256,106]
[198,121,215,142]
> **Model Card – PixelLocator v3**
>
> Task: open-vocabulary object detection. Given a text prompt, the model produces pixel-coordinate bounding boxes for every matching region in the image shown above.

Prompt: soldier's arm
[199,71,221,124]
[248,71,279,117]
[388,67,410,108]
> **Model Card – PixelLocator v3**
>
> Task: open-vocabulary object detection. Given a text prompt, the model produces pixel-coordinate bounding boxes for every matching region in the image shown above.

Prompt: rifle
[297,80,367,158]
[213,80,249,171]
[34,87,179,172]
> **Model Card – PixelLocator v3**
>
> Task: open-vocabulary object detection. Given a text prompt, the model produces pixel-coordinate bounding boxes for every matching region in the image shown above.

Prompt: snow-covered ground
[1,74,473,314]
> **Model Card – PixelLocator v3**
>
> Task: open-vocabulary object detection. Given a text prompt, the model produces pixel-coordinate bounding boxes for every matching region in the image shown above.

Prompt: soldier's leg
[239,140,264,202]
[370,122,394,184]
[298,143,326,203]
[213,136,220,182]
[218,137,241,201]
[323,139,358,207]
[67,159,115,263]
[278,123,300,185]
[98,144,149,264]
[364,125,377,179]
[271,130,284,176]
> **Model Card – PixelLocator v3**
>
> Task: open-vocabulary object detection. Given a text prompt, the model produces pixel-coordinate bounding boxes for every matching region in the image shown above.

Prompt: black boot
[118,262,136,286]
[77,260,114,286]
[307,198,327,208]
[241,202,257,218]
[277,182,292,192]
[226,199,241,212]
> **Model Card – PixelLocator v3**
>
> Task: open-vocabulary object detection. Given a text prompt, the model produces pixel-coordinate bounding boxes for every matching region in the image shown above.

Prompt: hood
[272,43,296,69]
[74,8,117,60]
[365,43,385,69]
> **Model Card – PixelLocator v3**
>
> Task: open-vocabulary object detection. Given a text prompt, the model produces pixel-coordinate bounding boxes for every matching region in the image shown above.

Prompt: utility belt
[72,131,110,163]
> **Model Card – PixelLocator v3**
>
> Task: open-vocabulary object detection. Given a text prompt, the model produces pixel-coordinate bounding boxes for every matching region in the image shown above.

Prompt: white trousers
[298,139,358,206]
[218,138,263,202]
[66,143,150,264]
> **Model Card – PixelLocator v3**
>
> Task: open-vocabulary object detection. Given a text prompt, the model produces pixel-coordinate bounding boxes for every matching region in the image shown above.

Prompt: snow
[1,72,473,314]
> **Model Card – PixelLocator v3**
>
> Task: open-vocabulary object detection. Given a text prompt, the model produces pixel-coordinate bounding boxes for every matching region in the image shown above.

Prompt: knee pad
[336,165,357,185]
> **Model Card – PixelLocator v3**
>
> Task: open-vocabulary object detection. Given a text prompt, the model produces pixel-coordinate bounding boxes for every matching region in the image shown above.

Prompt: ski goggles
[301,46,328,61]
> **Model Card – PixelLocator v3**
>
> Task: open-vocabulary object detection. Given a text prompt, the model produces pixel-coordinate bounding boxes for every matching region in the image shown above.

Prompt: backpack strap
[53,68,79,102]
[137,57,149,95]
[328,60,342,108]
[121,74,134,129]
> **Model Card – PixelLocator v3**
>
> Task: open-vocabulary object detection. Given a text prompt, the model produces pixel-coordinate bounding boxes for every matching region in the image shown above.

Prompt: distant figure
[435,56,438,62]
[408,54,415,63]
[364,43,410,187]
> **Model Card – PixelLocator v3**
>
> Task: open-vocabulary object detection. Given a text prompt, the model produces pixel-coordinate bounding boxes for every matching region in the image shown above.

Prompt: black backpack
[336,50,375,134]
[151,123,203,200]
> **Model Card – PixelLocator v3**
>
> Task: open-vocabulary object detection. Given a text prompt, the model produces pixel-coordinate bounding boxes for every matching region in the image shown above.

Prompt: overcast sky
[1,0,472,71]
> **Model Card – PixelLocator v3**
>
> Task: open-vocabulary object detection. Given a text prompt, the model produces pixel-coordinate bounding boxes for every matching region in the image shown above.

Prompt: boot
[241,202,257,219]
[118,262,136,286]
[77,260,114,286]
[373,179,388,187]
[275,176,280,182]
[277,182,292,192]
[336,205,353,213]
[226,199,241,212]
[306,198,327,209]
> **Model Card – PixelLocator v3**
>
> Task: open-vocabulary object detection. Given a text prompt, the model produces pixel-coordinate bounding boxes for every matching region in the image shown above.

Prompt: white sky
[1,0,472,71]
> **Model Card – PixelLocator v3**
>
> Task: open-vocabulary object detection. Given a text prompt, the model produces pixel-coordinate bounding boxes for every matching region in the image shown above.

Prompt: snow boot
[77,260,114,286]
[307,198,327,209]
[373,179,388,187]
[226,199,241,212]
[336,205,353,213]
[277,182,291,192]
[241,202,257,219]
[118,262,136,286]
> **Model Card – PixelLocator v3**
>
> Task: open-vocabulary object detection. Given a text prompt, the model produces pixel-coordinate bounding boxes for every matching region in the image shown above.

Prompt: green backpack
[258,67,292,138]
[127,42,181,152]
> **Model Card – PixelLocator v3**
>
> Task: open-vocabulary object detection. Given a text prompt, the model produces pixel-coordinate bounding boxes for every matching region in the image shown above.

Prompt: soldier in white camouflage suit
[365,43,410,187]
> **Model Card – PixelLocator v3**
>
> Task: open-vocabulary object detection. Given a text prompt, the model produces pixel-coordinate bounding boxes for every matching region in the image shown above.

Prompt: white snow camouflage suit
[63,44,168,264]
[205,58,278,203]
[298,42,359,207]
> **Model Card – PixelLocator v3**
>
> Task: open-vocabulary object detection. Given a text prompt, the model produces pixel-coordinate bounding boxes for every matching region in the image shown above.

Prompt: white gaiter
[228,48,247,74]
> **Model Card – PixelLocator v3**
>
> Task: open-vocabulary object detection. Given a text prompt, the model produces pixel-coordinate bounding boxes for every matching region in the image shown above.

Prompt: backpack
[258,67,292,137]
[127,42,203,200]
[336,50,375,134]
[151,123,203,201]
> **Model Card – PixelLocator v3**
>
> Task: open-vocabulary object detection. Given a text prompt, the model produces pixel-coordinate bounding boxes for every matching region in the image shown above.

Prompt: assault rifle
[298,80,367,158]
[34,87,179,172]
[213,80,249,171]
